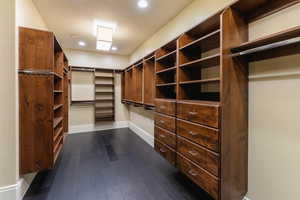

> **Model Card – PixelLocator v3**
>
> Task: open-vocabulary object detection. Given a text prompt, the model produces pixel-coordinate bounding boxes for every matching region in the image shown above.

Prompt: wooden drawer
[155,99,176,116]
[177,154,219,200]
[177,136,220,177]
[177,101,220,128]
[177,119,219,152]
[154,113,176,132]
[154,126,176,149]
[155,140,176,165]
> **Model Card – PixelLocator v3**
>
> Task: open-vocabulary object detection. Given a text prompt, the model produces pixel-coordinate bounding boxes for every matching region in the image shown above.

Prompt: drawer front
[155,99,176,116]
[154,113,176,132]
[177,136,220,177]
[155,140,176,165]
[177,102,220,128]
[155,126,176,149]
[177,119,219,152]
[177,154,219,200]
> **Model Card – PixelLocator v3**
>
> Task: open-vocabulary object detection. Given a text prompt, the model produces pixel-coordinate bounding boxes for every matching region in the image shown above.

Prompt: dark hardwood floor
[24,128,213,200]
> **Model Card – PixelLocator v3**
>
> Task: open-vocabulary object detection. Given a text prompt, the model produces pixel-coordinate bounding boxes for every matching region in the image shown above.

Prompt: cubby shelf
[179,54,220,69]
[231,25,300,61]
[156,50,177,62]
[156,66,177,74]
[156,83,176,87]
[54,73,63,79]
[232,25,300,52]
[179,78,220,85]
[53,127,63,143]
[53,117,63,128]
[180,29,221,50]
[53,104,63,110]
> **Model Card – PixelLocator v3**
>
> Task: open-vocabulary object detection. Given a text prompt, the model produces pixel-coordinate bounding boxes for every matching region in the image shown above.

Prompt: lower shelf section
[177,154,219,200]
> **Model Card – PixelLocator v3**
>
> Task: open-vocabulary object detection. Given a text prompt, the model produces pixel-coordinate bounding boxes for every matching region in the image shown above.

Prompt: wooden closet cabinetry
[19,27,69,174]
[121,0,300,199]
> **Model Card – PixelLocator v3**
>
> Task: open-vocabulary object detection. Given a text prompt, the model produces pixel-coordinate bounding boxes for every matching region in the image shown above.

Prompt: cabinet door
[19,74,54,174]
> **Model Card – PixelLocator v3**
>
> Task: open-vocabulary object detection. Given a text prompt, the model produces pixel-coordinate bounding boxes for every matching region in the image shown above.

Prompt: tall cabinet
[19,27,69,174]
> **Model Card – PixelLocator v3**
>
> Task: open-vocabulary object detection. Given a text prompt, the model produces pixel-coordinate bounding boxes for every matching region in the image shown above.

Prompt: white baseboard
[243,197,251,200]
[128,122,154,147]
[0,175,35,200]
[69,121,128,134]
[0,184,17,200]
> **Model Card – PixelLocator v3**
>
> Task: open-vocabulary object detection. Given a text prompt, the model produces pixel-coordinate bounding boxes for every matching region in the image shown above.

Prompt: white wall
[0,0,17,193]
[16,0,48,30]
[65,49,129,70]
[247,4,300,200]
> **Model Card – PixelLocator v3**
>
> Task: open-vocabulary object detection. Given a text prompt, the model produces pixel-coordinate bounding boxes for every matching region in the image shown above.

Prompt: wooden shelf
[179,78,220,85]
[54,73,62,79]
[180,29,220,50]
[156,83,176,87]
[53,117,63,128]
[231,25,300,61]
[95,99,113,101]
[95,106,114,109]
[95,76,114,79]
[54,90,63,93]
[95,83,113,86]
[179,54,220,69]
[156,50,176,62]
[53,104,63,110]
[71,100,94,105]
[53,127,63,143]
[95,91,114,94]
[156,66,177,74]
[144,55,155,62]
[95,113,114,118]
[53,141,63,163]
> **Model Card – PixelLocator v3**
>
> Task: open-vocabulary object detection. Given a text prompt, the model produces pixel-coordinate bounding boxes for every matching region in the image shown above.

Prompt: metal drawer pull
[188,150,198,156]
[160,120,165,124]
[188,131,198,136]
[189,111,198,115]
[159,134,166,138]
[188,170,198,177]
[160,148,166,153]
[160,106,166,109]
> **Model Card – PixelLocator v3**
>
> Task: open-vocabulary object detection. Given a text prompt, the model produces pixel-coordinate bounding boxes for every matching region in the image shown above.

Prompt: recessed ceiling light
[111,46,118,51]
[78,41,86,46]
[138,0,148,8]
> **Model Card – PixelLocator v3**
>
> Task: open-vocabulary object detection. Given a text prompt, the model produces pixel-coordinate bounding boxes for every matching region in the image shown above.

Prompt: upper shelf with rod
[231,25,300,62]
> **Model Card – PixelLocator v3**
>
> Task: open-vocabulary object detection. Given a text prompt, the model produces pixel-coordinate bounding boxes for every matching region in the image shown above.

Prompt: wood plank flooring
[24,128,213,200]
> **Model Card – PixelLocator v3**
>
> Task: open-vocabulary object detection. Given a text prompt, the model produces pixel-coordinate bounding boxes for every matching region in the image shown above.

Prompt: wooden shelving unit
[94,69,115,121]
[120,2,300,199]
[155,39,178,100]
[19,27,69,174]
[143,53,155,107]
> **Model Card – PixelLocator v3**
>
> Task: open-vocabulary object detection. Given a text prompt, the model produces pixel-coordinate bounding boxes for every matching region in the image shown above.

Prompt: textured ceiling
[33,0,193,55]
